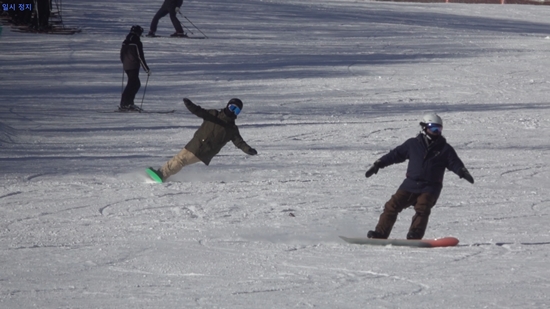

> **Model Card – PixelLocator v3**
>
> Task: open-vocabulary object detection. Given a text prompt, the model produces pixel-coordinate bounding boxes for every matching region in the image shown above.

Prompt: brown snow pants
[374,189,438,239]
[159,148,201,181]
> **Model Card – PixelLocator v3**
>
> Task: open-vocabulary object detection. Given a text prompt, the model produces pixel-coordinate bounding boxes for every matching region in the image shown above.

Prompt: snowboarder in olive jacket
[364,113,474,240]
[151,98,257,181]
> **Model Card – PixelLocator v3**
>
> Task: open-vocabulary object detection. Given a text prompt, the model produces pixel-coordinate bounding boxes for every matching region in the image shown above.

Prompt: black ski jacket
[120,33,150,72]
[161,0,183,10]
[377,134,466,197]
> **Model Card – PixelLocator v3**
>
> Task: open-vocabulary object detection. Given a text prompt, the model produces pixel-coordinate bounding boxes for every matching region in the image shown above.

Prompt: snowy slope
[1,0,550,308]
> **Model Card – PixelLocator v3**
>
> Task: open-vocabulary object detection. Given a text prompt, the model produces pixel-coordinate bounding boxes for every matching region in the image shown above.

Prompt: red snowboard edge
[422,237,460,247]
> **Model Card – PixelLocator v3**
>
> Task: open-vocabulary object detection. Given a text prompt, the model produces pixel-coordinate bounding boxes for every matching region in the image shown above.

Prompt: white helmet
[420,113,443,139]
[420,112,443,126]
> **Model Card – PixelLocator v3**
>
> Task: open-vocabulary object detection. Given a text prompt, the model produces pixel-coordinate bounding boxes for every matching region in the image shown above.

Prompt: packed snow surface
[1,0,550,307]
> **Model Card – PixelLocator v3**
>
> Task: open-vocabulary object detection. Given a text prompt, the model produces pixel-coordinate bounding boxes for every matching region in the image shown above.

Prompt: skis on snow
[145,34,206,39]
[113,109,175,114]
[10,25,81,35]
[97,109,175,114]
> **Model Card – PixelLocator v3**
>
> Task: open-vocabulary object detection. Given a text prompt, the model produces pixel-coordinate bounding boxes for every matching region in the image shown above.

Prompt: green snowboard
[146,167,163,183]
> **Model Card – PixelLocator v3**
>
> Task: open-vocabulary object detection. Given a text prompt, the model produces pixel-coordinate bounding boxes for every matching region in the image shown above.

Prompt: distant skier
[146,0,186,37]
[120,25,151,112]
[35,0,51,30]
[364,113,474,240]
[147,98,258,182]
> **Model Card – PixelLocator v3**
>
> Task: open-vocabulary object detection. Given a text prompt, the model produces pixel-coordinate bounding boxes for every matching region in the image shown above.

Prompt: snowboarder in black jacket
[147,0,185,37]
[120,25,150,111]
[364,113,474,240]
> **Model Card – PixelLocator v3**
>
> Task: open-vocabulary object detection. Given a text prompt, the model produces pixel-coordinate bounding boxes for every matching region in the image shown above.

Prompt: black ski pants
[121,69,140,107]
[36,0,51,28]
[374,190,438,239]
[149,7,184,34]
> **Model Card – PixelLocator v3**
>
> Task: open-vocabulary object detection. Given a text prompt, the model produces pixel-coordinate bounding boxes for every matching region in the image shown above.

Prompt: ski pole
[179,21,194,35]
[183,15,208,38]
[178,1,206,38]
[140,74,149,111]
[177,10,194,35]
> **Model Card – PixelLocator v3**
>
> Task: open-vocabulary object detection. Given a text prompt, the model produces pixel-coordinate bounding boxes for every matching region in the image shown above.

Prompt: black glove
[459,167,474,184]
[365,160,381,178]
[248,148,257,155]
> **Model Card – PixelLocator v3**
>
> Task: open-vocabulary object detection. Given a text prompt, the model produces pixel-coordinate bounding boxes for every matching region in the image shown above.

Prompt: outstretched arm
[183,98,236,129]
[447,148,474,184]
[184,98,213,119]
[458,167,474,184]
[365,140,410,178]
[232,129,257,155]
[365,160,381,178]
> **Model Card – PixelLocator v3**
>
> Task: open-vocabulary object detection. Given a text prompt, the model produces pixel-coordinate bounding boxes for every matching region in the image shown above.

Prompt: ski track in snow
[1,0,550,308]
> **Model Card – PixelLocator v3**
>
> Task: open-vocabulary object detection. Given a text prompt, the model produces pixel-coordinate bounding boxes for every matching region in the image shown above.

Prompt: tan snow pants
[159,148,201,181]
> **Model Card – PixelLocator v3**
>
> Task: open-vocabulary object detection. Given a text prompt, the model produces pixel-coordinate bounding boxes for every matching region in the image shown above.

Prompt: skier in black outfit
[120,25,151,111]
[364,113,474,240]
[147,0,186,37]
[35,0,51,30]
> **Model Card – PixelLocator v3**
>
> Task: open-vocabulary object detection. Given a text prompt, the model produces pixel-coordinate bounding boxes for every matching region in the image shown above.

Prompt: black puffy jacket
[377,134,466,196]
[161,0,183,9]
[120,33,150,72]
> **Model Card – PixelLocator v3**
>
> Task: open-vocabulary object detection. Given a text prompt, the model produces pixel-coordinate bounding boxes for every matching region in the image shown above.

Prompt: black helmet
[225,98,243,117]
[227,98,243,110]
[130,25,144,36]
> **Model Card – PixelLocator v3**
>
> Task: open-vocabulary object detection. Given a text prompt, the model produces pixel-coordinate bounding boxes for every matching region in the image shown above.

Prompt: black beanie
[227,98,243,110]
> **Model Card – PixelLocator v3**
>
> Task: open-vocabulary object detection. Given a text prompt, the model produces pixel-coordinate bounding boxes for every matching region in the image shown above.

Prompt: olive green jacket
[183,99,255,165]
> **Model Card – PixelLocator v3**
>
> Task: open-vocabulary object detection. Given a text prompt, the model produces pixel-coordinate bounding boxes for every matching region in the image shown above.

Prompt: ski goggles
[426,123,443,135]
[228,104,241,116]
